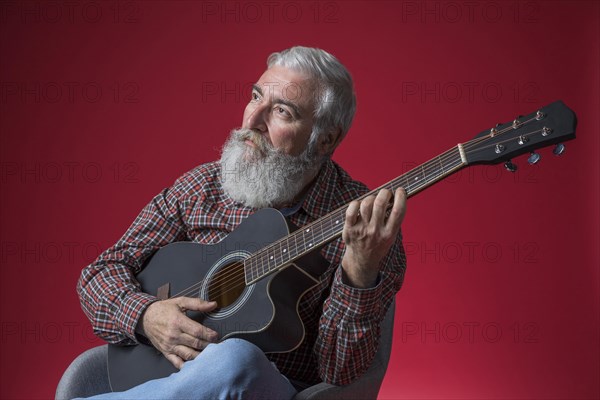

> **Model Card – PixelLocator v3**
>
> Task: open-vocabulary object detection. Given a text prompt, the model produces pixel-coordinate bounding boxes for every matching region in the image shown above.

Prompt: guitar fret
[279,239,287,265]
[300,227,307,257]
[256,253,262,280]
[287,233,294,263]
[280,239,288,264]
[268,247,275,272]
[312,223,321,249]
[296,231,302,257]
[263,250,270,277]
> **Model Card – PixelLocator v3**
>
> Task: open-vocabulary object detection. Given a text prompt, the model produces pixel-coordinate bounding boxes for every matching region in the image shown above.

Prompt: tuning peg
[504,160,518,172]
[512,118,522,129]
[553,143,566,155]
[527,152,541,165]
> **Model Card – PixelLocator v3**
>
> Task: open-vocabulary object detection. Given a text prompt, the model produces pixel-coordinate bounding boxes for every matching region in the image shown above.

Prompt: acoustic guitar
[108,100,577,391]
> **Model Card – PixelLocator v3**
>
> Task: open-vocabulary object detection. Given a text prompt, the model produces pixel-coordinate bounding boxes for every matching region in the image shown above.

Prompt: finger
[176,297,218,313]
[345,200,360,228]
[164,353,185,370]
[179,316,219,342]
[172,344,200,363]
[179,331,215,350]
[359,195,375,223]
[386,187,407,233]
[370,189,393,227]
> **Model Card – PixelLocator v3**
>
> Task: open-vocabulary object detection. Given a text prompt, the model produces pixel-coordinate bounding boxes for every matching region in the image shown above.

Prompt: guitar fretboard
[244,146,466,284]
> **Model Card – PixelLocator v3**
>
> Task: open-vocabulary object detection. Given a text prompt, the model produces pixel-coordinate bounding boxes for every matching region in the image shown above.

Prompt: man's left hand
[342,187,407,288]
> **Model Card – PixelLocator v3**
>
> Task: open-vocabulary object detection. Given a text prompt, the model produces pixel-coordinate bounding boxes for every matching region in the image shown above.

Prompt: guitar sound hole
[207,261,246,308]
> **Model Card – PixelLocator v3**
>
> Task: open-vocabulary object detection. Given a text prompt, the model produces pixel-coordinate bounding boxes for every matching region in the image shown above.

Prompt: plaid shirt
[78,158,406,386]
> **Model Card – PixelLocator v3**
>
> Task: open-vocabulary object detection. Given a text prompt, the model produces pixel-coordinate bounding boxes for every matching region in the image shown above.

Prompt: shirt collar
[297,159,339,220]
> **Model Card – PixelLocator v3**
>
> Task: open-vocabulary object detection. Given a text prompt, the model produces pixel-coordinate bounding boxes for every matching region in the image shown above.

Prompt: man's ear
[318,128,343,156]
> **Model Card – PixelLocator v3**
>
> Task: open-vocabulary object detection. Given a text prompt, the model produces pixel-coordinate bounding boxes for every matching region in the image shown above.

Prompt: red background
[1,1,598,399]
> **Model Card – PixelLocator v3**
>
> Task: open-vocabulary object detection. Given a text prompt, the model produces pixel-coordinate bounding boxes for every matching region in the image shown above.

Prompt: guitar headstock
[463,101,577,167]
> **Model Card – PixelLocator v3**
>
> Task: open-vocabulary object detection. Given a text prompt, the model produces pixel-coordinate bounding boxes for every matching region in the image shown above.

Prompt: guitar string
[173,139,475,299]
[175,120,519,300]
[172,115,546,300]
[171,148,465,300]
[174,123,539,301]
[175,153,461,300]
[173,121,541,300]
[178,155,465,300]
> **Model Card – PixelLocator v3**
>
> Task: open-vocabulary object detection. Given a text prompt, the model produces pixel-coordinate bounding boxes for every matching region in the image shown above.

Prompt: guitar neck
[244,145,467,284]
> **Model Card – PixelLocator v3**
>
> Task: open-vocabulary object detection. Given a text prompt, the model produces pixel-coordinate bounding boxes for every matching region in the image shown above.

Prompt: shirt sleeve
[314,231,406,385]
[77,183,189,345]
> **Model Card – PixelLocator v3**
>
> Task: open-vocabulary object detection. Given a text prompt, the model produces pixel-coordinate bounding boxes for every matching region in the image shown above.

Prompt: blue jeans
[81,339,298,400]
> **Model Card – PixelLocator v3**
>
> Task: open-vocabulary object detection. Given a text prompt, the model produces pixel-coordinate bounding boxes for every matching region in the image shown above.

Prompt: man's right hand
[136,297,219,369]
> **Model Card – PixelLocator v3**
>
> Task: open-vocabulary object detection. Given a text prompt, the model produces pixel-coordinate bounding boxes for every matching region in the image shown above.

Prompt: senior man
[78,46,407,399]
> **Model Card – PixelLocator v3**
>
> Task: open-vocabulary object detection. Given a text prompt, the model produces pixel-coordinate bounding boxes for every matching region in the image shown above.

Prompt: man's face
[220,66,325,208]
[242,65,317,158]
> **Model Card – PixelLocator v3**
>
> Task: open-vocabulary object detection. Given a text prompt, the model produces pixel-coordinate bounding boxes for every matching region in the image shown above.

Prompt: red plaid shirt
[78,158,406,385]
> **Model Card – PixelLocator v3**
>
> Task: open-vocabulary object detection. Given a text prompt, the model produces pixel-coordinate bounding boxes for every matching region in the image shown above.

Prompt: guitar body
[108,208,323,391]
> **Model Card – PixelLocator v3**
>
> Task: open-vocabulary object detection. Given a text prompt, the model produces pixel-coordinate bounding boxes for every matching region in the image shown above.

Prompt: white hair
[267,46,356,155]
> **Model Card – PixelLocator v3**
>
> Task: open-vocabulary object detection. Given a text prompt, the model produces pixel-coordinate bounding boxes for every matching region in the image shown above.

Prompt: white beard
[220,128,323,209]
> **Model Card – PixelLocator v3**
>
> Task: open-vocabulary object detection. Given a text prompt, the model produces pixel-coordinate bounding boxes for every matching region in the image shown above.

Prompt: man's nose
[245,103,268,133]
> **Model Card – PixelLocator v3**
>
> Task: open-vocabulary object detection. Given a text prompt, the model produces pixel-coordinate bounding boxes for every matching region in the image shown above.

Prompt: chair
[56,302,395,400]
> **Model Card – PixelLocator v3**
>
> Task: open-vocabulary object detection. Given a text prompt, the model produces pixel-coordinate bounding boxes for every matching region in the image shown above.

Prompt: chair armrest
[293,382,343,400]
[55,345,111,400]
[293,358,385,400]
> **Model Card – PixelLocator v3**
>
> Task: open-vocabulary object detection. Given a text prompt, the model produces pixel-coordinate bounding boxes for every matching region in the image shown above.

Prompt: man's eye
[251,92,260,101]
[276,107,290,117]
